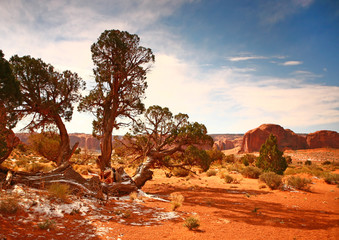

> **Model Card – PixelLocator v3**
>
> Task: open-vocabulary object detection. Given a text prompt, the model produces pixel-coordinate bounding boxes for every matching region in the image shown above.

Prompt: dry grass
[0,193,20,214]
[184,215,200,230]
[48,183,70,201]
[170,192,185,211]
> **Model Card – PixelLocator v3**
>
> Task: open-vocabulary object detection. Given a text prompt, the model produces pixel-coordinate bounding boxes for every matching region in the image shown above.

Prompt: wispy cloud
[228,55,268,62]
[259,0,314,25]
[281,61,303,66]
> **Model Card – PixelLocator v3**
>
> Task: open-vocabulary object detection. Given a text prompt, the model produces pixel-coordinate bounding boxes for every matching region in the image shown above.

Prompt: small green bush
[48,183,70,201]
[286,176,311,191]
[224,154,235,163]
[172,168,190,177]
[38,220,55,230]
[305,160,312,166]
[206,169,217,177]
[323,173,339,185]
[224,174,234,183]
[240,154,257,166]
[184,215,200,230]
[242,166,262,179]
[259,172,282,190]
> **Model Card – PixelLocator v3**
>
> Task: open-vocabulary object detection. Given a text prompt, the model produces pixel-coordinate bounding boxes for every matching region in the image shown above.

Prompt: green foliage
[304,160,312,166]
[206,149,225,163]
[38,220,55,230]
[242,166,262,179]
[10,55,85,130]
[78,30,154,138]
[256,134,287,175]
[224,154,235,163]
[184,216,200,230]
[184,146,212,172]
[224,174,234,183]
[0,50,21,129]
[286,176,311,191]
[259,172,282,190]
[240,154,257,166]
[28,132,60,163]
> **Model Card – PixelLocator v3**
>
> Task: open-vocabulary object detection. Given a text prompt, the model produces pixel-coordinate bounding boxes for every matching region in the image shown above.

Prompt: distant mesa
[306,130,339,149]
[15,124,339,154]
[239,124,339,153]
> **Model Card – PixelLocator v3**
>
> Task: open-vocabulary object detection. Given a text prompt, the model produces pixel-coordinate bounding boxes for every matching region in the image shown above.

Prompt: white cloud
[281,61,303,66]
[228,55,268,62]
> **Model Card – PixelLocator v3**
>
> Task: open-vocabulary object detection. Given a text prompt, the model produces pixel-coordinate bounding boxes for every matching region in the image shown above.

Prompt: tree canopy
[256,134,288,175]
[10,55,85,164]
[78,29,155,171]
[117,105,213,188]
[0,50,21,163]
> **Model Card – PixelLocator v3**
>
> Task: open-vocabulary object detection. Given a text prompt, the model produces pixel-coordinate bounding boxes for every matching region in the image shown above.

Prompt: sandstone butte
[240,124,339,153]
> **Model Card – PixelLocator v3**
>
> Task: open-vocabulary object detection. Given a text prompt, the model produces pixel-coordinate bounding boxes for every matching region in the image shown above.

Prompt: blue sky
[1,0,338,134]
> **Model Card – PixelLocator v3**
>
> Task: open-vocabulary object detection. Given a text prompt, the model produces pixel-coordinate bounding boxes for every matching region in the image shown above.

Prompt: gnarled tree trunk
[132,156,155,189]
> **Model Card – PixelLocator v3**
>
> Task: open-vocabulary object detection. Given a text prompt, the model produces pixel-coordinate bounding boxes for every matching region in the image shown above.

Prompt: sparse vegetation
[48,183,70,201]
[259,172,282,190]
[0,194,20,214]
[206,169,217,177]
[242,166,262,179]
[323,173,339,185]
[224,174,234,183]
[170,193,185,211]
[286,176,312,191]
[38,220,55,230]
[172,168,190,177]
[129,191,139,201]
[184,215,200,230]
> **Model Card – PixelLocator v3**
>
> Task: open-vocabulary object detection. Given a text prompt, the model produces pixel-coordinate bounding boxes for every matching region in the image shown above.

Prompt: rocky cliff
[306,130,339,149]
[240,124,308,153]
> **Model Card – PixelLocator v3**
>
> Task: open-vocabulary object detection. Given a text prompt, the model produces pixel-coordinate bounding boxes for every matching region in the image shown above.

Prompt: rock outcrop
[240,124,308,153]
[213,139,234,150]
[306,130,339,149]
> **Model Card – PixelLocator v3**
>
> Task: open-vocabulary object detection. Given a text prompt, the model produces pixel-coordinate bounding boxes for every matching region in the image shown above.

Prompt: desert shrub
[74,148,81,155]
[184,215,200,230]
[16,143,28,153]
[206,169,217,177]
[227,163,244,173]
[322,161,331,165]
[170,193,185,211]
[206,149,224,163]
[323,173,339,185]
[224,174,233,183]
[242,166,262,179]
[305,160,312,166]
[286,176,312,191]
[285,156,292,164]
[114,209,132,218]
[259,172,282,190]
[38,220,55,230]
[172,168,190,177]
[240,154,257,166]
[48,183,70,201]
[28,131,60,163]
[183,146,212,172]
[0,194,20,214]
[224,154,235,163]
[256,134,287,175]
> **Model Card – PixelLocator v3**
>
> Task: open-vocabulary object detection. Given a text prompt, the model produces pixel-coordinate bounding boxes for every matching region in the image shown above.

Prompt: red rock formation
[240,124,308,153]
[213,139,234,150]
[306,130,339,149]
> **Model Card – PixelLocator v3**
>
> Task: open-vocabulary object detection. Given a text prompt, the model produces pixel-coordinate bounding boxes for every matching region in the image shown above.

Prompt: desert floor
[0,149,338,240]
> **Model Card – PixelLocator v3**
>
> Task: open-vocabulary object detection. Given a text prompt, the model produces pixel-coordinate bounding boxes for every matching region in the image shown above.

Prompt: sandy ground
[0,149,339,240]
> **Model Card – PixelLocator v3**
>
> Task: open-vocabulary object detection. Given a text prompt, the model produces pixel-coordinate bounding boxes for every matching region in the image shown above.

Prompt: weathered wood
[132,156,155,189]
[0,164,137,197]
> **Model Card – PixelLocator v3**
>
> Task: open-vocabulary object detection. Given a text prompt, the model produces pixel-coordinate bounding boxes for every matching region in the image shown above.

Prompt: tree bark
[54,115,78,166]
[132,156,155,189]
[98,129,113,172]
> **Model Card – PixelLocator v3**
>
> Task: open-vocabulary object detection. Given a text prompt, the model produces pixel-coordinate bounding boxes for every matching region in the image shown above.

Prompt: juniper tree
[256,134,288,175]
[78,29,154,172]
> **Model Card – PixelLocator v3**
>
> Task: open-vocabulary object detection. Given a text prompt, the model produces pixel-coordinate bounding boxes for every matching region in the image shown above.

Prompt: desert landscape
[1,124,338,240]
